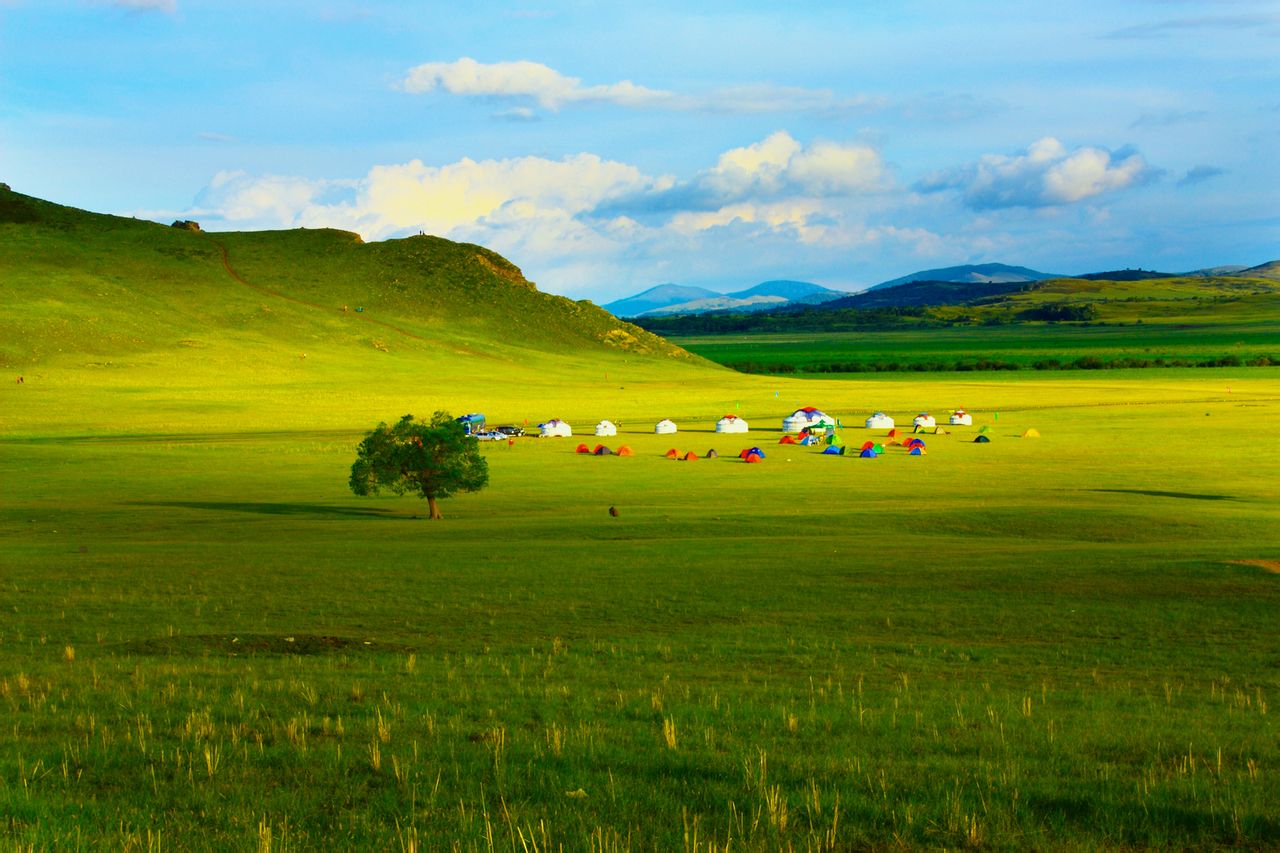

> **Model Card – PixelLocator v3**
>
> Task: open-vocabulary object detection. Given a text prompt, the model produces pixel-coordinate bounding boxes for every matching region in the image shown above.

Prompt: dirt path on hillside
[203,235,430,343]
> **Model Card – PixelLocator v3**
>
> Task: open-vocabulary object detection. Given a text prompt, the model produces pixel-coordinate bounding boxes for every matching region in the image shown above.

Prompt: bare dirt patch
[1234,560,1280,574]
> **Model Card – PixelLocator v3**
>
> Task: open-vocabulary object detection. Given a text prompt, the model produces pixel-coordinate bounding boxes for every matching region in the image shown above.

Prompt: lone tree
[349,412,489,519]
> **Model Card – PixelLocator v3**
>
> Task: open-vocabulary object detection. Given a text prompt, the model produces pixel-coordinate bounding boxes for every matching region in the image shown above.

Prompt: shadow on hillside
[129,501,415,519]
[1085,488,1241,502]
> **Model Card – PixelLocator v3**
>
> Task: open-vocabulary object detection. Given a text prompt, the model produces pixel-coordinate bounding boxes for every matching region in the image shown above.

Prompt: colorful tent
[716,414,749,434]
[822,445,843,455]
[779,435,797,445]
[664,448,680,459]
[575,443,591,454]
[743,452,763,463]
[594,419,618,437]
[974,435,991,443]
[681,451,699,461]
[738,447,767,459]
[655,418,678,435]
[861,440,876,451]
[906,438,926,449]
[539,419,572,438]
[909,446,925,456]
[859,447,878,458]
[886,428,899,438]
[705,449,719,458]
[865,412,895,429]
[616,445,634,457]
[594,446,614,456]
[798,435,820,446]
[949,410,973,426]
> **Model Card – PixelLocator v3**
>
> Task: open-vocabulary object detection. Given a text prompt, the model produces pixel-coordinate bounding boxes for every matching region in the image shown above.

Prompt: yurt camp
[783,406,834,433]
[716,414,749,434]
[594,419,618,437]
[912,413,936,428]
[865,412,895,429]
[949,409,973,426]
[539,419,573,438]
[655,418,678,435]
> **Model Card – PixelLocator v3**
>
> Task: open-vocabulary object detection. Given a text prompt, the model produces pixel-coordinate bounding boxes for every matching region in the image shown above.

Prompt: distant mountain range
[605,261,1280,317]
[604,280,846,318]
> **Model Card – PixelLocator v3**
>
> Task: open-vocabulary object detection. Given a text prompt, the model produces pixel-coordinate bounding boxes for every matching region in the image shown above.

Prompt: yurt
[949,410,973,426]
[783,407,834,433]
[594,420,618,437]
[865,412,895,429]
[539,419,572,438]
[912,413,936,428]
[716,414,750,434]
[655,418,678,435]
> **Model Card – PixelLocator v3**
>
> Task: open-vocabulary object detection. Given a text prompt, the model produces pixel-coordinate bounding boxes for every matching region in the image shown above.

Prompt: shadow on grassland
[1085,489,1242,502]
[129,501,416,519]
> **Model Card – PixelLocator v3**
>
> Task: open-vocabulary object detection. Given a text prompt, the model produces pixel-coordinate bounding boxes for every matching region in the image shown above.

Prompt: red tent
[861,440,876,451]
[779,435,797,444]
[681,451,699,461]
[744,452,763,463]
[664,448,679,459]
[575,443,591,454]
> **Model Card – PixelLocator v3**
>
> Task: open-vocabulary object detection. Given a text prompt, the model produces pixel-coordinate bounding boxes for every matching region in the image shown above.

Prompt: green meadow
[3,189,1280,848]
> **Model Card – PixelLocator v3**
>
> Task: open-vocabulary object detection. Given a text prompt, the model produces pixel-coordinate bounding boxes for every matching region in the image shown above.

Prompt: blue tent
[974,434,991,443]
[747,447,765,458]
[859,448,878,458]
[822,445,843,455]
[909,446,924,456]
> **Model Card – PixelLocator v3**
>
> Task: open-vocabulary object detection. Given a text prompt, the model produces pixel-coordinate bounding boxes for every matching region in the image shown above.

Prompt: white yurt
[782,406,833,433]
[949,410,973,426]
[715,414,749,434]
[594,419,618,437]
[865,412,895,429]
[539,419,573,438]
[912,413,937,428]
[654,418,678,435]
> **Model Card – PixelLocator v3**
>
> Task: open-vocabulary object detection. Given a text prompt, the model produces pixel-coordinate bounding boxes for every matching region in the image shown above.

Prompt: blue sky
[2,1,1277,300]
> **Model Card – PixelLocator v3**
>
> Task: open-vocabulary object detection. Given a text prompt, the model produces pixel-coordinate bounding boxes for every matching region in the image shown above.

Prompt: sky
[1,1,1277,301]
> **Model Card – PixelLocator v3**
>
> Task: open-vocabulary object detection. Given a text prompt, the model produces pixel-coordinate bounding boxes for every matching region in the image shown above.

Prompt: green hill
[0,186,690,370]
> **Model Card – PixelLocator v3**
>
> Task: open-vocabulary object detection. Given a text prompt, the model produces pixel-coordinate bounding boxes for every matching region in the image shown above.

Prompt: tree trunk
[427,495,442,520]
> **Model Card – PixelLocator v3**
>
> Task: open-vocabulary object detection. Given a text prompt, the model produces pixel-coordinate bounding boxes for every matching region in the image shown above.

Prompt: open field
[669,322,1279,374]
[3,365,1279,849]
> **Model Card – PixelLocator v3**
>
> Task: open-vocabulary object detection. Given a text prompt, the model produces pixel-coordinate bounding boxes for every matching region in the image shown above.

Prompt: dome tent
[594,420,618,437]
[783,406,834,433]
[539,419,572,438]
[949,410,973,426]
[865,412,895,429]
[616,445,634,456]
[716,414,749,434]
[655,418,678,435]
[575,443,591,454]
[913,413,936,428]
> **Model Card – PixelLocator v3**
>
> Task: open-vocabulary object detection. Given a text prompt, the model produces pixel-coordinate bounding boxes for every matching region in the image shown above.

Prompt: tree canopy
[349,412,489,519]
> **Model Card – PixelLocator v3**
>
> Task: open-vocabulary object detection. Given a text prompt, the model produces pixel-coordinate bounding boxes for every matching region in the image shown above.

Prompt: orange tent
[744,452,763,463]
[779,435,797,445]
[616,445,634,456]
[681,451,699,461]
[664,448,679,459]
[575,443,591,454]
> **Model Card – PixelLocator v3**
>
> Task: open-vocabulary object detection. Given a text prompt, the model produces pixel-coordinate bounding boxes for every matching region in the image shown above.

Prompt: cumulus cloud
[400,58,879,116]
[915,137,1156,209]
[183,133,922,297]
[401,58,677,110]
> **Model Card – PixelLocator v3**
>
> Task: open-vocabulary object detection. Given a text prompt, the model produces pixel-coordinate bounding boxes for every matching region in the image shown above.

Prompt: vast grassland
[3,362,1279,849]
[3,190,1279,848]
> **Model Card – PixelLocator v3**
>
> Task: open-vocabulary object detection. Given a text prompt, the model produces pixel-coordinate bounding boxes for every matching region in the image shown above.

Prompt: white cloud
[400,58,879,116]
[401,58,676,111]
[915,137,1155,209]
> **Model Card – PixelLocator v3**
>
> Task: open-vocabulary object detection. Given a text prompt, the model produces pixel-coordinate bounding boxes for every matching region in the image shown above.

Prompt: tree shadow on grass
[1084,489,1242,502]
[128,501,418,519]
